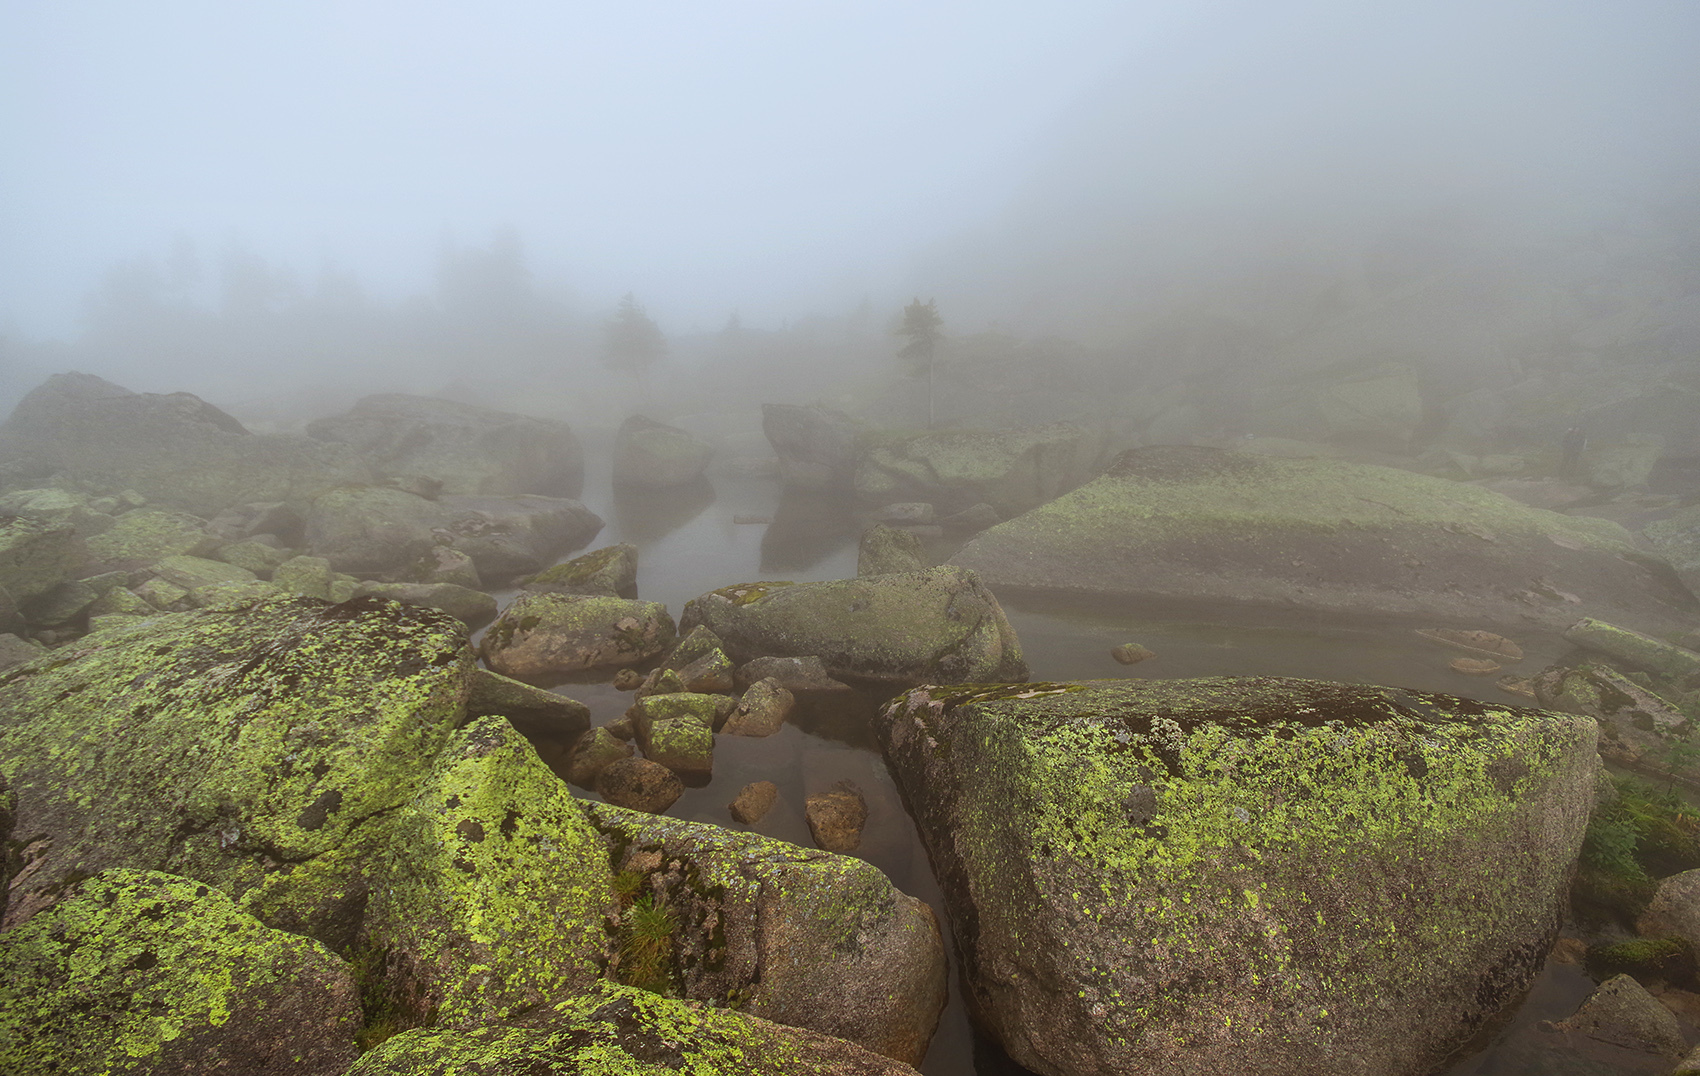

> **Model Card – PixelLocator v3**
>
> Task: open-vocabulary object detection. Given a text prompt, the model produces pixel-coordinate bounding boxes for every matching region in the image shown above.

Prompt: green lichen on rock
[680,566,1026,686]
[356,715,613,1029]
[1563,617,1700,682]
[344,982,919,1075]
[481,591,676,680]
[0,594,473,939]
[876,676,1599,1076]
[0,868,360,1076]
[83,508,215,563]
[0,514,83,602]
[950,445,1698,635]
[581,803,946,1065]
[527,542,638,596]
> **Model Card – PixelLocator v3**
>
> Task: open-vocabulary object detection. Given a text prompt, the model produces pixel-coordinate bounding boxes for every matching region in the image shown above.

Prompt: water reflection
[761,486,858,573]
[611,475,716,544]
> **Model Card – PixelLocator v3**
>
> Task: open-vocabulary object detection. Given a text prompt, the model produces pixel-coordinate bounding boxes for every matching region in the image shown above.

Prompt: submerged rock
[305,393,585,498]
[805,780,868,854]
[0,594,472,938]
[595,757,683,813]
[346,984,920,1075]
[0,869,360,1075]
[680,566,1027,686]
[951,446,1699,635]
[1552,974,1686,1058]
[730,780,779,824]
[874,676,1597,1076]
[584,803,947,1065]
[480,591,676,680]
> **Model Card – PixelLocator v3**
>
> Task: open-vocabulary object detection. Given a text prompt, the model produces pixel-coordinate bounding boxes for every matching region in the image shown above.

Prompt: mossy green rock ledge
[678,566,1027,686]
[948,446,1699,635]
[345,984,919,1075]
[481,591,677,681]
[873,677,1598,1076]
[0,594,473,938]
[0,868,359,1075]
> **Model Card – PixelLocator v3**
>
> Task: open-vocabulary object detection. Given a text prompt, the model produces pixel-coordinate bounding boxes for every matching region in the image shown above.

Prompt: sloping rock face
[347,984,921,1076]
[0,594,472,938]
[855,423,1087,518]
[0,373,369,516]
[679,566,1028,686]
[584,804,947,1066]
[306,393,584,497]
[875,678,1597,1076]
[951,446,1699,635]
[304,486,602,582]
[612,414,714,487]
[1647,506,1700,601]
[0,869,360,1076]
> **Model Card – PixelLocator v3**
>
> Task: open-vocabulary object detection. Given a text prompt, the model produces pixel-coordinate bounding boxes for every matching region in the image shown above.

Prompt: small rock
[1497,675,1537,699]
[271,555,335,601]
[722,677,795,737]
[612,667,644,691]
[673,648,735,694]
[603,713,637,741]
[857,523,926,577]
[1111,643,1155,665]
[635,667,688,698]
[663,624,727,670]
[568,728,635,789]
[734,655,854,696]
[1553,973,1687,1058]
[1415,628,1524,662]
[729,781,779,825]
[805,780,868,854]
[596,758,683,813]
[1450,657,1502,675]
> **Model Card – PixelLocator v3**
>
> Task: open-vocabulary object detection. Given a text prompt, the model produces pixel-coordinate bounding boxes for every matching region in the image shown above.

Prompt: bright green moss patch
[0,869,359,1075]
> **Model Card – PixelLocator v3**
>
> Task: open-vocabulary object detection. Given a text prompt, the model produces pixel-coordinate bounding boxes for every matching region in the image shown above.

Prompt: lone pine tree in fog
[896,297,943,429]
[604,293,667,393]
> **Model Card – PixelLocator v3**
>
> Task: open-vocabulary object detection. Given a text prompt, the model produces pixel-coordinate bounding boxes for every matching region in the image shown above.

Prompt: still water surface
[507,468,1645,1075]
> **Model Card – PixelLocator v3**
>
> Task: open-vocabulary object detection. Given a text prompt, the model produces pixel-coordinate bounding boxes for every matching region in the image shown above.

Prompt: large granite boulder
[305,393,584,497]
[875,677,1597,1076]
[0,594,473,939]
[346,984,920,1075]
[0,515,83,604]
[480,592,676,681]
[679,566,1027,686]
[951,446,1700,635]
[612,414,714,487]
[854,423,1087,518]
[0,372,369,517]
[763,402,863,488]
[304,486,602,583]
[0,869,360,1075]
[583,803,947,1065]
[1258,361,1424,451]
[1646,505,1700,601]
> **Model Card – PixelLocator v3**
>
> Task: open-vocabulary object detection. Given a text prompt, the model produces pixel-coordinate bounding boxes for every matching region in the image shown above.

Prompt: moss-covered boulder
[481,591,676,681]
[0,487,116,538]
[613,414,715,488]
[1534,663,1695,788]
[83,508,216,564]
[345,983,920,1075]
[356,580,499,630]
[950,446,1700,635]
[854,423,1086,518]
[874,677,1598,1076]
[0,868,360,1075]
[524,541,638,597]
[356,717,612,1030]
[466,667,591,740]
[304,486,603,583]
[0,372,372,517]
[0,594,473,938]
[679,566,1026,686]
[305,393,585,498]
[857,522,925,577]
[0,515,82,604]
[583,803,947,1066]
[1564,617,1700,682]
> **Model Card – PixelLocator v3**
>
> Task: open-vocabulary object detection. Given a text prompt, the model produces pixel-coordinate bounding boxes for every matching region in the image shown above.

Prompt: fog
[3,0,1697,439]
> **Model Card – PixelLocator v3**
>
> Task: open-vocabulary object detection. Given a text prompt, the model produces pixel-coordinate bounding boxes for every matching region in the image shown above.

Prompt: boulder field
[951,446,1699,636]
[875,677,1598,1076]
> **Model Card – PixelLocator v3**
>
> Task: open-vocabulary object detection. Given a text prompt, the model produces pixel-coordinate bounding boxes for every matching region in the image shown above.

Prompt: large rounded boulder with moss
[950,446,1699,635]
[679,565,1027,686]
[481,591,676,680]
[874,676,1597,1076]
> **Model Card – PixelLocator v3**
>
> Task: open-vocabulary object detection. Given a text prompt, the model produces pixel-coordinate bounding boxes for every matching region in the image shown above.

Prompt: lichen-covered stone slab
[679,565,1026,686]
[481,591,676,680]
[854,423,1087,518]
[525,542,638,596]
[83,508,216,564]
[345,984,920,1075]
[874,677,1598,1076]
[1563,616,1700,681]
[0,869,359,1075]
[949,446,1700,635]
[0,594,473,937]
[583,802,947,1065]
[356,716,612,1029]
